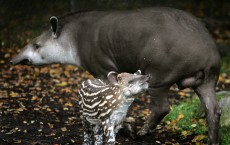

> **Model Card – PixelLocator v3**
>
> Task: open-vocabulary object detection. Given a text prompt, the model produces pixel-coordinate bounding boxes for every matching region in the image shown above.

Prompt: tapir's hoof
[137,129,148,136]
[122,122,136,139]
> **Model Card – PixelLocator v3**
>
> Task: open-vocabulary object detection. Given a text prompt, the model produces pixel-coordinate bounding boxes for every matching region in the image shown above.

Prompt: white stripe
[80,90,102,109]
[82,81,86,88]
[106,95,113,100]
[83,107,97,112]
[78,90,89,103]
[83,100,101,109]
[99,109,112,118]
[98,79,105,85]
[91,96,99,102]
[83,111,98,117]
[81,88,109,96]
[88,79,104,88]
[99,100,107,107]
[111,100,116,104]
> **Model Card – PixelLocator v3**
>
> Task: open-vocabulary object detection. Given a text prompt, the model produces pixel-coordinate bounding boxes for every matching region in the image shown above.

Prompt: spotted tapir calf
[11,7,221,144]
[78,70,150,145]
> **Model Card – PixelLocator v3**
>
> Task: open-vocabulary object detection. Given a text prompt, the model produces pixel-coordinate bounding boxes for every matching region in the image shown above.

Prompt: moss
[163,92,229,143]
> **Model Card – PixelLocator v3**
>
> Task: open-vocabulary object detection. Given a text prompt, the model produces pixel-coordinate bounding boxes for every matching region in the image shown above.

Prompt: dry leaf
[192,134,207,142]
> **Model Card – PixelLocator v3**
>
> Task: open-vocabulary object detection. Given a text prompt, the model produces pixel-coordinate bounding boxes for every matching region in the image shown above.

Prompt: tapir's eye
[34,44,40,49]
[117,76,122,81]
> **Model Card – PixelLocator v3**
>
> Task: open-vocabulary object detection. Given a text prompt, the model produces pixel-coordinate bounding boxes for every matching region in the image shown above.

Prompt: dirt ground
[0,47,201,145]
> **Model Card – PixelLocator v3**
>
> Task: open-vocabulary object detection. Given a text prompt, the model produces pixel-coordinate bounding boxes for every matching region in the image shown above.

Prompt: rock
[219,97,230,127]
[219,96,230,144]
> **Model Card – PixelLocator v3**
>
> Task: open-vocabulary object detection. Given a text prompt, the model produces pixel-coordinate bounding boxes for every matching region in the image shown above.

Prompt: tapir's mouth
[20,59,32,65]
[11,59,32,65]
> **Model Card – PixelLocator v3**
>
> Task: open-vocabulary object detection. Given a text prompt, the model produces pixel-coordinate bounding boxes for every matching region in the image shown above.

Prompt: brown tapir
[11,7,221,144]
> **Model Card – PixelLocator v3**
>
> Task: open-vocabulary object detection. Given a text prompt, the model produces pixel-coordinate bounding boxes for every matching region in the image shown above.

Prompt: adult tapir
[11,7,221,144]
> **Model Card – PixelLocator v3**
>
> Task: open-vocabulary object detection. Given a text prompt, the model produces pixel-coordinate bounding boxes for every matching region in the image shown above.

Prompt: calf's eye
[34,44,40,49]
[117,76,122,81]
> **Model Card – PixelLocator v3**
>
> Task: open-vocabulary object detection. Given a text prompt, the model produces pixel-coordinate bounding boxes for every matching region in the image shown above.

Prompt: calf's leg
[82,118,93,145]
[103,119,116,145]
[94,125,103,145]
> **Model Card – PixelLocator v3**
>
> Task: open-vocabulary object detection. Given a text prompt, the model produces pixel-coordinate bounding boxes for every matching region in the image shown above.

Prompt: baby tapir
[78,70,150,145]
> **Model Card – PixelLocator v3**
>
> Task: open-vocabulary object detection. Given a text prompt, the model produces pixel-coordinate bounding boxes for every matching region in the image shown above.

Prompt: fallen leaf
[192,134,207,142]
[61,127,67,132]
[9,91,20,97]
[56,81,67,87]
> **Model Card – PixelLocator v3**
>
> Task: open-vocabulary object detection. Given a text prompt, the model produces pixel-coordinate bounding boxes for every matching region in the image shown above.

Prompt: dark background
[0,0,230,55]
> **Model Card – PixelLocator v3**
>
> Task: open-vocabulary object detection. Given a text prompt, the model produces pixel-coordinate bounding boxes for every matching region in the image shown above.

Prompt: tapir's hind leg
[137,87,170,135]
[193,77,221,145]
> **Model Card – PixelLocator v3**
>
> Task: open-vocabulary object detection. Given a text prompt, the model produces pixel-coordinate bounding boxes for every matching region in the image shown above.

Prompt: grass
[163,92,230,144]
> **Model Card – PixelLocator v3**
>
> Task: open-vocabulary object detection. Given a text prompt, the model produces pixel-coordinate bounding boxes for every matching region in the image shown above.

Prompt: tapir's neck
[58,34,81,66]
[66,42,81,66]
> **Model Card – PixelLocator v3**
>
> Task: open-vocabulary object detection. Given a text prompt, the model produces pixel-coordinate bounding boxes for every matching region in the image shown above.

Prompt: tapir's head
[107,70,150,96]
[11,16,78,66]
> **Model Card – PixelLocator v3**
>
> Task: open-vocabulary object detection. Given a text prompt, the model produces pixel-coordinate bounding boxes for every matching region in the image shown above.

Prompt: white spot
[112,100,116,104]
[99,101,107,107]
[106,95,113,100]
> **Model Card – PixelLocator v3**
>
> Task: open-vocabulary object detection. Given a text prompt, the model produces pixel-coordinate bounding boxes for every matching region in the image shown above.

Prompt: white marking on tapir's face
[24,30,81,66]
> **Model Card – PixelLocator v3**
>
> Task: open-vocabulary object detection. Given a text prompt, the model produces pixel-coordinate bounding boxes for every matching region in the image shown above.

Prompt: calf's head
[107,70,150,96]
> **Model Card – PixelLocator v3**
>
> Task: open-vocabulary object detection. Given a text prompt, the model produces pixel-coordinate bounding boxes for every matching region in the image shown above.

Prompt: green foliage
[220,126,230,145]
[163,92,229,143]
[221,55,230,75]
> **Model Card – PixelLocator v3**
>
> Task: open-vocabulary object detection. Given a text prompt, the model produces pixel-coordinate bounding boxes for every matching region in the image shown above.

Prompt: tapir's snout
[146,74,151,81]
[143,74,151,83]
[10,56,21,65]
[10,44,34,65]
[11,58,31,65]
[10,49,32,65]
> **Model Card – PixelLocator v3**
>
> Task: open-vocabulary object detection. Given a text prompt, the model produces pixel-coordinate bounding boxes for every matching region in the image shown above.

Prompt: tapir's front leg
[103,119,116,145]
[137,87,170,135]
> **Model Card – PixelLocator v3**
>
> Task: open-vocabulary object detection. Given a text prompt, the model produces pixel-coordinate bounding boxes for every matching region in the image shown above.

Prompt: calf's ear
[107,71,118,85]
[134,70,141,75]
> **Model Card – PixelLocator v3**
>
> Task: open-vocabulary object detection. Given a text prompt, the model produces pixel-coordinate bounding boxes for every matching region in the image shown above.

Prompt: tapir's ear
[134,70,141,75]
[107,71,118,85]
[50,16,58,38]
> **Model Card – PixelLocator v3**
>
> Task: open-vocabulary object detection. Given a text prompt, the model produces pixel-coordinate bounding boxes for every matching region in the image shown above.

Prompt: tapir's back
[63,7,220,87]
[69,8,219,79]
